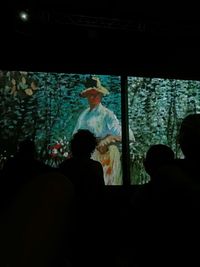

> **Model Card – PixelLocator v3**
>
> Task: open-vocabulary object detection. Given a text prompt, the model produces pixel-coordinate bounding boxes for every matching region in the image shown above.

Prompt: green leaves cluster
[0,71,121,167]
[128,77,200,184]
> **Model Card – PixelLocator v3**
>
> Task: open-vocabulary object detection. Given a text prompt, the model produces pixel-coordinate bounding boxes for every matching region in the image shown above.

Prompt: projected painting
[128,77,200,184]
[0,71,122,185]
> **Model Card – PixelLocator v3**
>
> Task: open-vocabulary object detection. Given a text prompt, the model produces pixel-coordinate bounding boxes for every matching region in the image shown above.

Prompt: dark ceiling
[1,3,200,79]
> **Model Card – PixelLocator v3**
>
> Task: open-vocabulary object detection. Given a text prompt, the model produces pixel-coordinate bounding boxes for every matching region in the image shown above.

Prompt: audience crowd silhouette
[1,114,200,266]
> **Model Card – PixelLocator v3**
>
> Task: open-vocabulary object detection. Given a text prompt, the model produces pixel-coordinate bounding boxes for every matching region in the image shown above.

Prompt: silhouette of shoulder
[59,157,104,188]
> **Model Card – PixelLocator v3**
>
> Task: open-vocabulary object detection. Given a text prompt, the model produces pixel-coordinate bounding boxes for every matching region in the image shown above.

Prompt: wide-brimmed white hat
[80,76,109,97]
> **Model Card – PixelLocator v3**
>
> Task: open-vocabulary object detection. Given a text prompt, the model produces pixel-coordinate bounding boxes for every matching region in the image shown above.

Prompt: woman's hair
[70,129,97,158]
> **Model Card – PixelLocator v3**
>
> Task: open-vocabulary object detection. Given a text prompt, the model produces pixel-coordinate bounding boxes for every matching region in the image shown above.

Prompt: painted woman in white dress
[73,76,135,185]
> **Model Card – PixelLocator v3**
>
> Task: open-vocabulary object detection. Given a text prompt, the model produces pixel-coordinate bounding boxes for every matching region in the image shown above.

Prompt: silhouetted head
[178,114,200,160]
[17,139,36,159]
[144,144,175,179]
[70,129,97,158]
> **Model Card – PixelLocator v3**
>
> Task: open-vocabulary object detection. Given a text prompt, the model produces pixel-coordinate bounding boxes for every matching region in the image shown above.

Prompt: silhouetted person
[131,144,175,208]
[144,144,175,180]
[135,115,200,266]
[59,129,105,267]
[1,138,53,210]
[131,144,177,267]
[173,113,200,207]
[0,139,74,267]
[157,114,200,265]
[59,129,105,200]
[0,170,74,267]
[145,144,177,204]
[163,114,200,207]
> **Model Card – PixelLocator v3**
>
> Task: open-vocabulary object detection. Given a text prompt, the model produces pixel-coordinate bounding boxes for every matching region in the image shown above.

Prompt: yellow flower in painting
[31,81,37,90]
[25,88,33,96]
[11,79,16,85]
[11,85,16,95]
[22,77,26,84]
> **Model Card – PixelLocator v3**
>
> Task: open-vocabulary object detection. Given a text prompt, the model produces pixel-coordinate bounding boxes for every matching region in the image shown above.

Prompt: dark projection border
[121,75,131,186]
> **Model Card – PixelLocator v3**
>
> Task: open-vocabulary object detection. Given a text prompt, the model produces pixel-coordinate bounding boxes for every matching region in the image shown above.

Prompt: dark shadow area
[1,4,200,267]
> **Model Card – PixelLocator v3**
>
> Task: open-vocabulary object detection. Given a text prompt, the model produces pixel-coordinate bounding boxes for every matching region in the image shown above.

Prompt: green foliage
[0,71,38,158]
[128,77,200,184]
[3,70,199,185]
[0,71,121,167]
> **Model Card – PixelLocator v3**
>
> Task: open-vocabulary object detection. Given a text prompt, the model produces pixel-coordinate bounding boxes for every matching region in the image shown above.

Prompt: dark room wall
[1,5,200,79]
